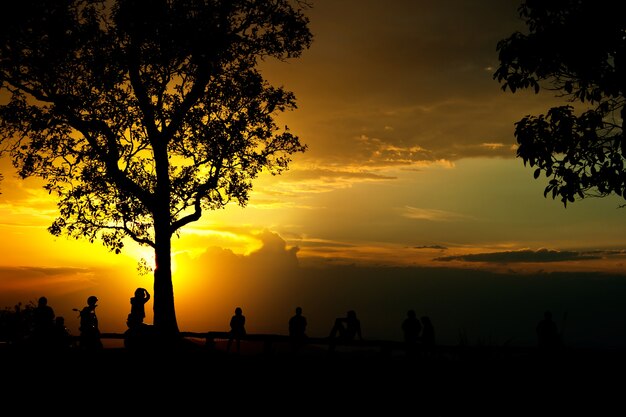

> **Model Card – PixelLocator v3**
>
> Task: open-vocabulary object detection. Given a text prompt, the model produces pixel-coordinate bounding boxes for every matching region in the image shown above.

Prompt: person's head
[544,310,552,320]
[87,295,98,307]
[135,287,146,298]
[347,310,356,319]
[235,307,242,315]
[407,309,416,319]
[295,307,302,315]
[38,296,47,306]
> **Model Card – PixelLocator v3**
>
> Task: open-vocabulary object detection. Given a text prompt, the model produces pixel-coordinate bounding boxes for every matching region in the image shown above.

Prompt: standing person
[79,295,102,350]
[289,306,307,352]
[31,296,55,347]
[402,309,422,344]
[127,287,151,329]
[536,310,561,351]
[226,307,246,354]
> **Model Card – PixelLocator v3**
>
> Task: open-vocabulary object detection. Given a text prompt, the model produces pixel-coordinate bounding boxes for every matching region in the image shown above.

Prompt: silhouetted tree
[0,0,312,338]
[0,301,35,345]
[494,0,626,206]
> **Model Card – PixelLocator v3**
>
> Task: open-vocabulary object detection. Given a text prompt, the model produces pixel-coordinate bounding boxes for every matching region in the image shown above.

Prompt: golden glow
[3,1,626,347]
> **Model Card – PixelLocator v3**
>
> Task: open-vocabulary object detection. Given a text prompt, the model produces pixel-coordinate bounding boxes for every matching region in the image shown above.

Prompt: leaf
[533,168,541,179]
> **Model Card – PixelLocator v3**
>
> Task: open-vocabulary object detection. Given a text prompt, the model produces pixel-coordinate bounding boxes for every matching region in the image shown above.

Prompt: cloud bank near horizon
[434,248,603,263]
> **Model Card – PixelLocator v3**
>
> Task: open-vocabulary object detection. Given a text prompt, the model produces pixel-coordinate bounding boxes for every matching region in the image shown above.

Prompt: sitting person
[127,287,151,329]
[329,310,362,341]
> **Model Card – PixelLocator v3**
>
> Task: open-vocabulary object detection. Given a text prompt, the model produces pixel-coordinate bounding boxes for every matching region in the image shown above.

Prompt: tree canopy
[494,0,626,206]
[0,0,312,337]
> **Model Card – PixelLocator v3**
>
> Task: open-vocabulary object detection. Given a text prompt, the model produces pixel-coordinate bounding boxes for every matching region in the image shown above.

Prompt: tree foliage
[0,0,312,335]
[494,0,626,206]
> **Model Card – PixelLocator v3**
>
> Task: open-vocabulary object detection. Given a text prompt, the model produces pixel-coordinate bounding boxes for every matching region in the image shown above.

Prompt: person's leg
[329,319,344,338]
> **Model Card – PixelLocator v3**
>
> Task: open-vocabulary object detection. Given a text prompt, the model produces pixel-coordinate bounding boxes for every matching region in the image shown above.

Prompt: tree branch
[169,171,220,234]
[126,44,161,141]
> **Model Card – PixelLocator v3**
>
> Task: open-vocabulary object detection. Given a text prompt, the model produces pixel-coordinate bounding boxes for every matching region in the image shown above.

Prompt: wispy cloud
[283,167,397,182]
[480,142,505,150]
[402,206,473,222]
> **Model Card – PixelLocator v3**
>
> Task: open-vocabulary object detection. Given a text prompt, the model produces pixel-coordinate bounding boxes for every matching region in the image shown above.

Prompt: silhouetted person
[402,310,422,343]
[79,295,102,350]
[226,307,246,354]
[402,309,422,344]
[289,306,307,338]
[420,316,435,347]
[127,287,151,329]
[31,296,55,347]
[536,310,561,351]
[52,316,72,350]
[289,306,307,352]
[330,310,362,341]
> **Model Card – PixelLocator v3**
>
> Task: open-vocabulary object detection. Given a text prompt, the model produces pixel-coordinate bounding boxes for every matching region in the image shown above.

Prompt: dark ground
[2,341,625,414]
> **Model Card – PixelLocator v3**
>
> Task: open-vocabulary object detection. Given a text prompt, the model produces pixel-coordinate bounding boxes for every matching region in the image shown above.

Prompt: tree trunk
[153,221,179,336]
[152,139,179,338]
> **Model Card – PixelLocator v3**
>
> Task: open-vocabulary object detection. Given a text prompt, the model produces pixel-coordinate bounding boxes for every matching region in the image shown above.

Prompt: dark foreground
[2,341,625,414]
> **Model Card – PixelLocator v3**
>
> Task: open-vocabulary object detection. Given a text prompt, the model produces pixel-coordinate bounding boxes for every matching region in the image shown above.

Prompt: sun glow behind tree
[0,0,312,338]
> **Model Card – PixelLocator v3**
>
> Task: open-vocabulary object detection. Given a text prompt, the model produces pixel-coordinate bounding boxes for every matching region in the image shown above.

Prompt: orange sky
[2,0,626,348]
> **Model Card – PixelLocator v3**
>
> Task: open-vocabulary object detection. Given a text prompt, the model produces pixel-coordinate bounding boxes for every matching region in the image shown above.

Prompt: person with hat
[79,295,102,350]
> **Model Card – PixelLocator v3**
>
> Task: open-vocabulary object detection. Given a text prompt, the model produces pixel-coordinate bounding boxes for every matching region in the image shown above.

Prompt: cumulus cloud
[434,248,601,263]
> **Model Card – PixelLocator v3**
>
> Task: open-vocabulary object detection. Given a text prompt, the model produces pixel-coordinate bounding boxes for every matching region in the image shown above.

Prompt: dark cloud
[581,249,626,257]
[0,265,92,279]
[434,249,601,263]
[414,245,448,250]
[0,265,102,326]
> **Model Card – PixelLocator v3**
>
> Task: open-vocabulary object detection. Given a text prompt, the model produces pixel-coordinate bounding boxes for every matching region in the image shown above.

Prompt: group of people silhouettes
[30,296,72,350]
[20,291,138,351]
[401,309,435,347]
[12,290,563,355]
[223,306,437,354]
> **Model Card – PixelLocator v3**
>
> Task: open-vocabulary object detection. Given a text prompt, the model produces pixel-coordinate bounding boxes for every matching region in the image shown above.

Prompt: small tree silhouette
[0,0,312,338]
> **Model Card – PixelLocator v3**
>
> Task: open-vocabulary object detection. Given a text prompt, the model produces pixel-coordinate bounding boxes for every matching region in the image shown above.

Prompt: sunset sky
[2,0,626,348]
